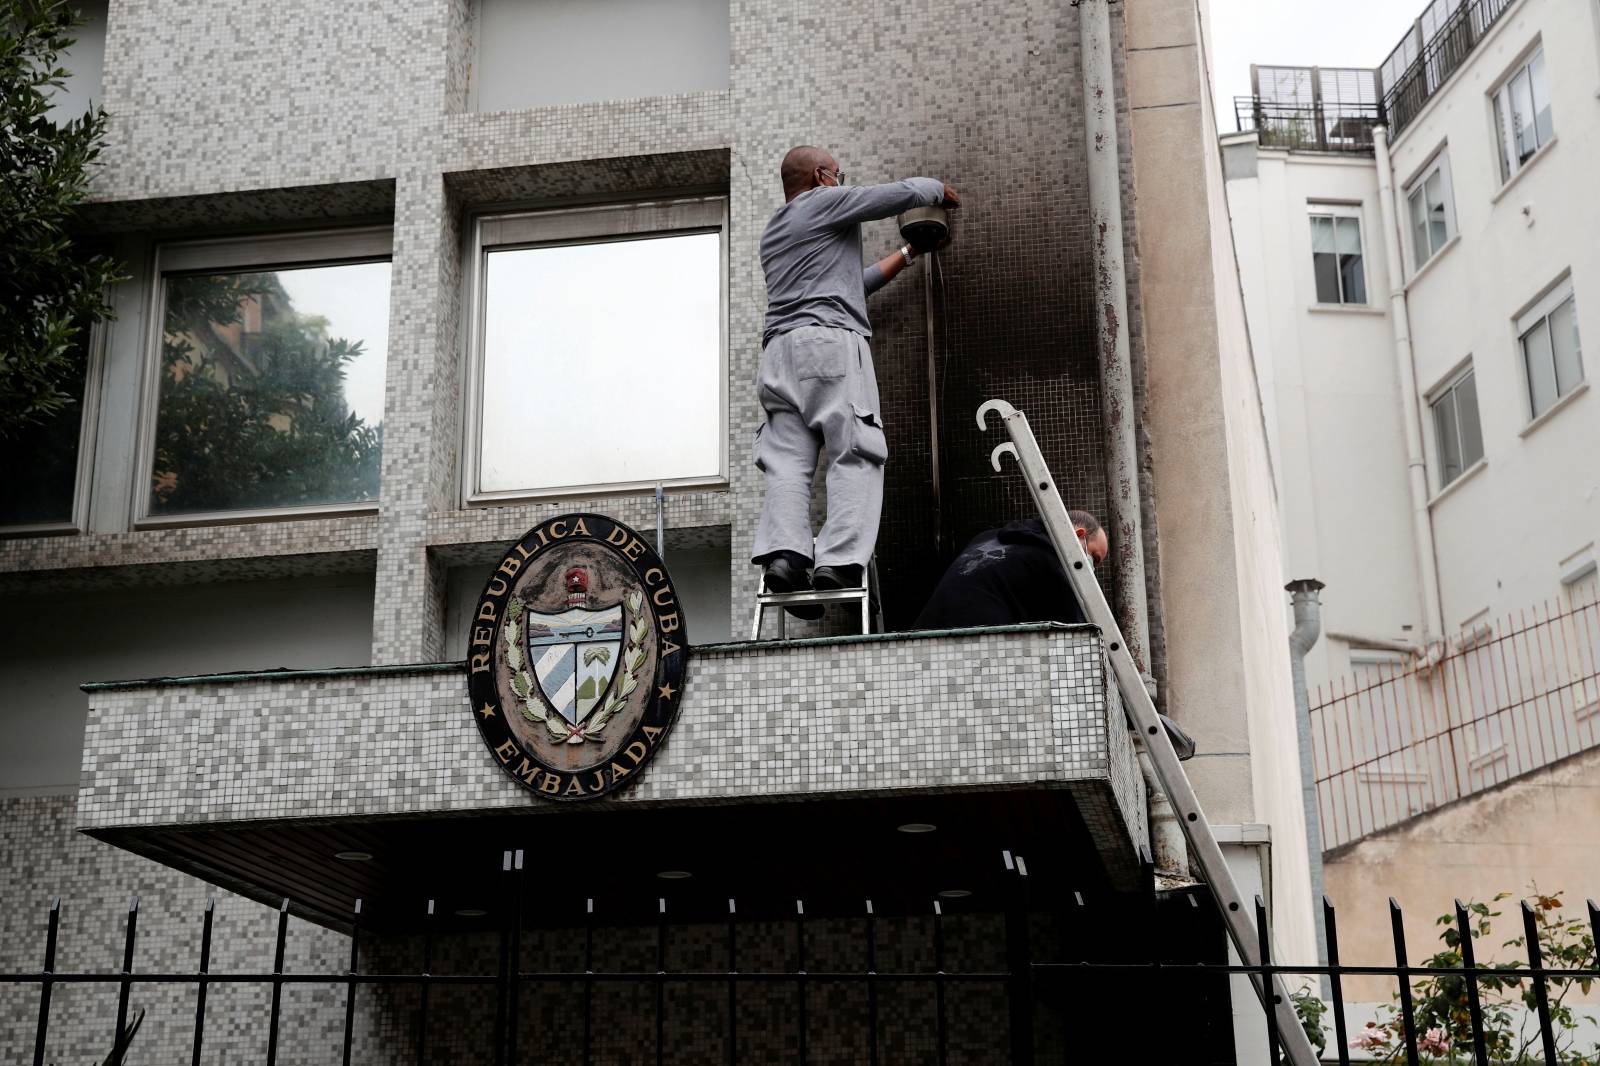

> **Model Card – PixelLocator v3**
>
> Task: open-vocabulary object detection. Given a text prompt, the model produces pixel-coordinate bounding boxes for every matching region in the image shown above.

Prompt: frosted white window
[468,0,729,112]
[469,198,726,501]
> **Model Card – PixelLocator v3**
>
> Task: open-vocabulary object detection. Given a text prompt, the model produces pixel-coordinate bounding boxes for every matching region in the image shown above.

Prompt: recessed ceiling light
[656,870,693,880]
[897,822,937,834]
[937,888,972,899]
[454,908,488,917]
[333,850,373,862]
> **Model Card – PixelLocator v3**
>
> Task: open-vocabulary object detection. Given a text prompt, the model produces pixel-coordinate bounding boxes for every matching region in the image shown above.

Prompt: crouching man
[752,145,960,619]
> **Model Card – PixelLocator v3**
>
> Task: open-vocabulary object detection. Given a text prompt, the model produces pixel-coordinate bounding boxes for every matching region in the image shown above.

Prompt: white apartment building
[1226,0,1600,689]
[1221,0,1600,1006]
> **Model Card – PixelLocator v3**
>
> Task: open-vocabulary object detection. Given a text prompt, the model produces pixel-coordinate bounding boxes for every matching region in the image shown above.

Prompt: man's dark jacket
[915,519,1086,629]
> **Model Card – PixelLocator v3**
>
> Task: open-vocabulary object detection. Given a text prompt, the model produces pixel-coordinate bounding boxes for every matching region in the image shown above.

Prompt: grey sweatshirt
[760,177,945,345]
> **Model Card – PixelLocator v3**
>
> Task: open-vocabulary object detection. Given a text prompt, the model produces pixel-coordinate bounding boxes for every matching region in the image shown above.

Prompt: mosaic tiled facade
[77,627,1141,852]
[0,0,1180,1059]
[0,794,349,1065]
[2,0,1150,650]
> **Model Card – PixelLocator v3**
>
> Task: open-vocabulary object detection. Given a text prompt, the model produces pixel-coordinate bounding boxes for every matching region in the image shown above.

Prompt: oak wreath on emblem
[465,514,688,801]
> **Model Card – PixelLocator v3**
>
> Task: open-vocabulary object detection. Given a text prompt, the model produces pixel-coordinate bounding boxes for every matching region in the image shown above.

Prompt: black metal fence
[8,850,1600,1065]
[1233,97,1384,154]
[1380,0,1515,136]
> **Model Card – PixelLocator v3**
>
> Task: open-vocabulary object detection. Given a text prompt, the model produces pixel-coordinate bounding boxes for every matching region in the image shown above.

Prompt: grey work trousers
[751,325,888,568]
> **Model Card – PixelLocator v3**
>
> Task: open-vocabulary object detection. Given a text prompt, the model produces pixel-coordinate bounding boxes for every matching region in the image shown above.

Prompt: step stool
[749,557,884,640]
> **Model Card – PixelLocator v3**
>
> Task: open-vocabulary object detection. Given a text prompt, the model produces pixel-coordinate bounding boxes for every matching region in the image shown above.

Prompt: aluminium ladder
[978,398,1318,1066]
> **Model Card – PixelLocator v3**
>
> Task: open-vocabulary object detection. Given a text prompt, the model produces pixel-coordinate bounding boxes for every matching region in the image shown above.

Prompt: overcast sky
[1207,0,1423,127]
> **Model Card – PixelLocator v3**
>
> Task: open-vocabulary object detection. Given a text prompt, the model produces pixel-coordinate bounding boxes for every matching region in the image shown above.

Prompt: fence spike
[1389,898,1420,1065]
[1522,900,1559,1063]
[32,896,60,1066]
[1323,897,1350,1066]
[1256,897,1280,1063]
[191,896,215,1066]
[1453,900,1489,1066]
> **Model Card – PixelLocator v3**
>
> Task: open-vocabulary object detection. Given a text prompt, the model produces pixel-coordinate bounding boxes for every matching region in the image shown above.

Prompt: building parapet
[77,625,1147,925]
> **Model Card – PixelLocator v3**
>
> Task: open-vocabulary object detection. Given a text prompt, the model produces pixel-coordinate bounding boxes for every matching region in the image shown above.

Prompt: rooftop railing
[1379,0,1516,136]
[1233,96,1383,154]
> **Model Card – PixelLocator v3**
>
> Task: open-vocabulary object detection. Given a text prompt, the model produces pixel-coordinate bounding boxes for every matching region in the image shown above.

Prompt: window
[467,0,729,111]
[1405,153,1455,271]
[467,198,726,502]
[1309,208,1367,304]
[1493,48,1554,182]
[46,0,106,125]
[0,328,99,532]
[1517,280,1583,419]
[1564,557,1598,610]
[140,229,392,523]
[1430,365,1484,489]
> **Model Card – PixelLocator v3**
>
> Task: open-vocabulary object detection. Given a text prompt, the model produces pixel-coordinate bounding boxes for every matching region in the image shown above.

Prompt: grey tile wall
[0,794,349,1065]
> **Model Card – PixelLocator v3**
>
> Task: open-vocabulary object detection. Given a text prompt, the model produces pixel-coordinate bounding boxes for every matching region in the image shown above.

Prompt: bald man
[753,146,960,617]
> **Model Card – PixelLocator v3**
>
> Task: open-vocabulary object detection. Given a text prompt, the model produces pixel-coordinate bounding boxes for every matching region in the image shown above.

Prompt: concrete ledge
[77,625,1146,875]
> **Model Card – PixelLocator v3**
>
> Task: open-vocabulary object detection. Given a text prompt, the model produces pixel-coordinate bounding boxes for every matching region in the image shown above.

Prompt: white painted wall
[468,0,729,112]
[0,574,374,795]
[1223,140,1424,695]
[1198,3,1319,969]
[1385,0,1600,636]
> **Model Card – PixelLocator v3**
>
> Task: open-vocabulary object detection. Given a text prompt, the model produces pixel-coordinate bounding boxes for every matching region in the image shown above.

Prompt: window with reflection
[147,234,391,520]
[1517,280,1583,421]
[1494,48,1553,182]
[1405,152,1455,272]
[1309,209,1366,304]
[470,199,725,501]
[1429,365,1483,489]
[2,335,94,530]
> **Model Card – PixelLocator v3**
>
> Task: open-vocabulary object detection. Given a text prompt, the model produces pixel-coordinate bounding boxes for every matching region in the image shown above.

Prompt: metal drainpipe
[1373,127,1446,649]
[1079,0,1179,876]
[1286,579,1328,984]
[1080,0,1147,669]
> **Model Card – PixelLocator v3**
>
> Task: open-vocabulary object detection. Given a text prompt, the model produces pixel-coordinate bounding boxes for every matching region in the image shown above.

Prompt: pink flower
[1352,1027,1389,1050]
[1419,1028,1452,1055]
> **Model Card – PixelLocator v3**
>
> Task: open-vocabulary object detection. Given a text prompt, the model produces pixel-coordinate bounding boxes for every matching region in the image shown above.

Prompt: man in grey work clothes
[752,145,960,618]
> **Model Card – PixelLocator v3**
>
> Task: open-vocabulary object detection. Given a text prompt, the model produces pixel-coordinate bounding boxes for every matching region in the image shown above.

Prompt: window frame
[1306,203,1370,306]
[1491,44,1554,184]
[1403,149,1456,274]
[0,319,105,538]
[1427,361,1485,492]
[1514,275,1583,422]
[461,195,730,507]
[134,226,395,529]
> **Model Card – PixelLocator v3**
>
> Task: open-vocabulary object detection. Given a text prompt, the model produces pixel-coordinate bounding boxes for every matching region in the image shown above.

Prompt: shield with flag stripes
[524,604,625,728]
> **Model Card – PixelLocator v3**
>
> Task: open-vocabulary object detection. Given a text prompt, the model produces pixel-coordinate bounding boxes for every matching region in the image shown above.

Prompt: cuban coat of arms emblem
[466,514,688,801]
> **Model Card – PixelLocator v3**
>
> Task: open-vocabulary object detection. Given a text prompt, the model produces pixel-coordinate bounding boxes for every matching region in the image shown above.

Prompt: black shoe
[811,564,864,591]
[763,552,824,621]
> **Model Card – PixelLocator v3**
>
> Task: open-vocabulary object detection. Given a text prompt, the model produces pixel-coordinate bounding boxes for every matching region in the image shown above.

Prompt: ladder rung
[755,589,868,605]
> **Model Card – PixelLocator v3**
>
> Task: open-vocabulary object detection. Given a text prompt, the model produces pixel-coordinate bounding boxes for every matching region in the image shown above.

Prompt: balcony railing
[1379,0,1515,136]
[1234,97,1383,154]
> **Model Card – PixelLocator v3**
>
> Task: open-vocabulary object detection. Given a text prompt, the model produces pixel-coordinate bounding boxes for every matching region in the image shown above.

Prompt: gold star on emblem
[478,702,496,718]
[657,682,676,701]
